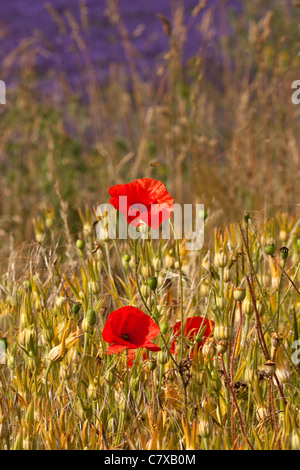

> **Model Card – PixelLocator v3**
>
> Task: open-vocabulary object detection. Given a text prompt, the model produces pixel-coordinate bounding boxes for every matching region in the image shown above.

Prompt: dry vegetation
[0,0,300,450]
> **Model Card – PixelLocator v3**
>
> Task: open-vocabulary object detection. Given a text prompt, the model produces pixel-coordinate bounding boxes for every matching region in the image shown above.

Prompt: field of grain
[0,0,300,451]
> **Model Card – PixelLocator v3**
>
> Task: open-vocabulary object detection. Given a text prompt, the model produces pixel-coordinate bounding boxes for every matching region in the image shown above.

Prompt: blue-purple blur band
[95,199,205,250]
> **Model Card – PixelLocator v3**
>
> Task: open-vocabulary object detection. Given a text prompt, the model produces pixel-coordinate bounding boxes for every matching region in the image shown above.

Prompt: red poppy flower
[109,178,174,229]
[102,306,161,355]
[170,316,214,355]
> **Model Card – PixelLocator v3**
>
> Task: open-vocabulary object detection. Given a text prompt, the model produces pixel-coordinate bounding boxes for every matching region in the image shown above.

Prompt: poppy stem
[133,236,152,316]
[170,220,184,359]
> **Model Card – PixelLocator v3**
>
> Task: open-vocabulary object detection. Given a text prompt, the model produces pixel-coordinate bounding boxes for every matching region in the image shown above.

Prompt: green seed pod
[147,276,158,291]
[264,243,275,256]
[199,208,208,221]
[23,280,32,291]
[233,286,246,302]
[76,239,85,251]
[148,359,157,371]
[160,320,168,334]
[73,303,81,317]
[86,309,96,329]
[280,246,289,260]
[216,340,228,355]
[123,254,131,263]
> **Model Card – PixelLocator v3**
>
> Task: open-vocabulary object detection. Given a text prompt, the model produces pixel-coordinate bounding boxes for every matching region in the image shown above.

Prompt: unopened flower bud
[148,359,157,371]
[160,320,168,334]
[72,303,81,317]
[86,309,96,329]
[157,350,169,365]
[264,243,275,256]
[147,277,158,291]
[76,239,85,251]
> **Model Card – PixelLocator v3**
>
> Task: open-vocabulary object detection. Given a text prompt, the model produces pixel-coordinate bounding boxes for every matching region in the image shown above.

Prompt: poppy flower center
[122,333,131,342]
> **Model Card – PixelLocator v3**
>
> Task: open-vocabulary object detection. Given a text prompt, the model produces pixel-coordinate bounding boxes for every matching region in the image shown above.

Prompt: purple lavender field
[1,0,244,94]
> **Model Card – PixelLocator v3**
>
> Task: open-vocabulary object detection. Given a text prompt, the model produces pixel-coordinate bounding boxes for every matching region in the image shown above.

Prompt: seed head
[264,360,276,377]
[233,286,246,302]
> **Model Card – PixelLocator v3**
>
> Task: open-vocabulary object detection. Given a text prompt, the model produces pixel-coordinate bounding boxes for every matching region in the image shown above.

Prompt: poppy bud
[76,239,85,251]
[233,286,246,302]
[160,320,168,334]
[148,359,157,371]
[280,246,289,260]
[23,280,32,291]
[157,350,169,365]
[73,303,81,317]
[147,277,158,291]
[264,243,275,256]
[86,309,96,329]
[123,254,131,263]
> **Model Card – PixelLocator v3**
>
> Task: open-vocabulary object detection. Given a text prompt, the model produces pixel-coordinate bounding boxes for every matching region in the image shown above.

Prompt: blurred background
[0,0,299,261]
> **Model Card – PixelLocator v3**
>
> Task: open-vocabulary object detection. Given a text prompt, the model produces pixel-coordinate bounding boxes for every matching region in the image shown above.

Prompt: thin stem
[170,220,184,358]
[276,259,286,330]
[230,301,243,444]
[220,355,254,450]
